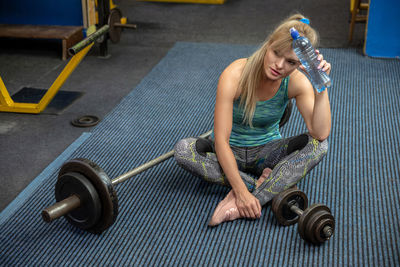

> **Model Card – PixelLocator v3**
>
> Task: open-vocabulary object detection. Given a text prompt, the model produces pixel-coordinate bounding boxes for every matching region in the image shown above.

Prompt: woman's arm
[289,53,332,141]
[214,59,262,219]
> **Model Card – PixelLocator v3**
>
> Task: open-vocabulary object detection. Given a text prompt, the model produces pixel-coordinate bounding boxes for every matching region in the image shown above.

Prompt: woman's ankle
[256,168,272,188]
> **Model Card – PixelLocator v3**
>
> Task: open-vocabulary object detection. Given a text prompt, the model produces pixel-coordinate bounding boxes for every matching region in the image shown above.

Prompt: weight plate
[271,187,308,226]
[59,158,119,234]
[71,115,100,127]
[108,8,123,43]
[312,215,335,244]
[55,172,101,230]
[298,203,333,244]
[304,210,334,244]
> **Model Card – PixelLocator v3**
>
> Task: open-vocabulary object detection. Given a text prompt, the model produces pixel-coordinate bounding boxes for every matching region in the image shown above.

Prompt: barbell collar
[111,130,213,186]
[68,25,110,56]
[323,225,333,238]
[41,194,81,223]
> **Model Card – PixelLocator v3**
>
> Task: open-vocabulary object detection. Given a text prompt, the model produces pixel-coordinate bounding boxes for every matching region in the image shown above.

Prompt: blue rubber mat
[1,42,399,266]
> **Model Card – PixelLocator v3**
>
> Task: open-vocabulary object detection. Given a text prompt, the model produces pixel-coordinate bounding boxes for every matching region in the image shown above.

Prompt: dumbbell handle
[289,203,303,216]
[288,202,333,238]
[111,130,213,185]
[42,195,81,222]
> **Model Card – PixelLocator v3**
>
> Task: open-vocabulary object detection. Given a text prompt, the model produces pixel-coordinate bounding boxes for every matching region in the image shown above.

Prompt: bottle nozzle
[290,27,300,40]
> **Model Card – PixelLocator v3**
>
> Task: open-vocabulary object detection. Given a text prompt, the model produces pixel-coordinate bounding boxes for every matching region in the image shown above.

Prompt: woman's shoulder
[222,58,247,78]
[218,58,247,99]
[231,58,247,67]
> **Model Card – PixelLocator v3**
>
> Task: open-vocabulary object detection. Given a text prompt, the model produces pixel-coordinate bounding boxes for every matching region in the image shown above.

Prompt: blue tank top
[229,77,290,147]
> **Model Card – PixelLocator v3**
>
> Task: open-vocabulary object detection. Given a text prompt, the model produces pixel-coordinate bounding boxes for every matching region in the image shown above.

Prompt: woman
[174,14,331,226]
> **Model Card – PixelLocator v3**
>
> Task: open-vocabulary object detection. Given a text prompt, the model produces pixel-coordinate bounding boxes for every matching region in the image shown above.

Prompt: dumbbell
[271,187,335,245]
[41,130,212,234]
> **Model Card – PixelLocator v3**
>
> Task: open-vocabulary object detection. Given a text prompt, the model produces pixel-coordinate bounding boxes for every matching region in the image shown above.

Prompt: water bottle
[290,27,331,93]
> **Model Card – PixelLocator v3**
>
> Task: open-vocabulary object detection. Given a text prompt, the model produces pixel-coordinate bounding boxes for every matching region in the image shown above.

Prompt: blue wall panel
[365,0,400,58]
[0,0,83,26]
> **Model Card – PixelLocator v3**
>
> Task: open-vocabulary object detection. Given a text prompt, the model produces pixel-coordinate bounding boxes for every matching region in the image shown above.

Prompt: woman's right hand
[234,190,262,219]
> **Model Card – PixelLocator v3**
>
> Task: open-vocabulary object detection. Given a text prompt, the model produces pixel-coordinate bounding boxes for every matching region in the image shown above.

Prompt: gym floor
[0,0,365,212]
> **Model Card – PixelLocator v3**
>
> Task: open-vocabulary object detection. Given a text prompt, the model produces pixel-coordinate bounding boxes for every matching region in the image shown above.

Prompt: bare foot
[208,190,240,227]
[256,168,272,187]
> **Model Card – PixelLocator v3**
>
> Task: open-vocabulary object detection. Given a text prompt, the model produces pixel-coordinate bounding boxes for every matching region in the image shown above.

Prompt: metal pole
[111,130,213,185]
[42,195,81,222]
[68,25,110,55]
[114,23,137,29]
[97,0,110,57]
[289,203,303,216]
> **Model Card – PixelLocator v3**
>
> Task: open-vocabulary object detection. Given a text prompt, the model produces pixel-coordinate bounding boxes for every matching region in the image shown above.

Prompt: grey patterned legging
[174,133,328,205]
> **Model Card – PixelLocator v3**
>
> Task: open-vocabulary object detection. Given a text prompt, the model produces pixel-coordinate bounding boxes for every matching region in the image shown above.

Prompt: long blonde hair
[238,14,319,126]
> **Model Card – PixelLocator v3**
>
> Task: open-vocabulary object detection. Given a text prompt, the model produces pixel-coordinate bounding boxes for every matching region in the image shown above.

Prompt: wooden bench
[0,24,83,60]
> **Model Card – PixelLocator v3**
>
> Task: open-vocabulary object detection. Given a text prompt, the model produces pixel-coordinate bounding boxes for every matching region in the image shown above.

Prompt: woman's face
[263,44,300,80]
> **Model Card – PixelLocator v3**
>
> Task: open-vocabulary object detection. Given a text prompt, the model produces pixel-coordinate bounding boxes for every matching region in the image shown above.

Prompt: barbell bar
[68,25,110,56]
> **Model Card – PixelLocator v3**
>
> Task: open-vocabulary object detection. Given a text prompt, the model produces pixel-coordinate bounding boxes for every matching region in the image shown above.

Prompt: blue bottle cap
[290,27,300,40]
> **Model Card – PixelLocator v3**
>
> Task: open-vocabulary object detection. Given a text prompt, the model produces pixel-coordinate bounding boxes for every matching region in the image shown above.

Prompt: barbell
[42,130,213,233]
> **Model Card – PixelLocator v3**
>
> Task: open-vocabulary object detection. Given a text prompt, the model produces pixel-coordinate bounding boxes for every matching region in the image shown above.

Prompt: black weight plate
[298,203,332,244]
[303,210,325,244]
[312,215,335,244]
[305,211,334,244]
[55,172,102,229]
[59,158,118,234]
[108,8,122,43]
[71,115,100,127]
[271,187,308,226]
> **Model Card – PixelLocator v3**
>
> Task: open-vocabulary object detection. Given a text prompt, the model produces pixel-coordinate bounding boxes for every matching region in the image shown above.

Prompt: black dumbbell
[271,187,335,245]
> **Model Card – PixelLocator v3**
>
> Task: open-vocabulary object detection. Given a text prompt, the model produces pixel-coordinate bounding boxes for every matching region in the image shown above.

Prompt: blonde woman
[174,14,331,226]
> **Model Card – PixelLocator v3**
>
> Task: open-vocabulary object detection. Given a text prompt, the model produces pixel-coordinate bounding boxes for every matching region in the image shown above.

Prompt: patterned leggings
[173,133,328,206]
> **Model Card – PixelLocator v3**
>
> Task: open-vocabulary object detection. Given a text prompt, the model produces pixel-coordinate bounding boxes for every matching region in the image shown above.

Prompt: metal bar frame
[0,43,93,114]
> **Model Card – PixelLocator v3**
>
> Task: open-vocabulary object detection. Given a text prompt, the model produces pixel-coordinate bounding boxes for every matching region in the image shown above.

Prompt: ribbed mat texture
[1,42,399,266]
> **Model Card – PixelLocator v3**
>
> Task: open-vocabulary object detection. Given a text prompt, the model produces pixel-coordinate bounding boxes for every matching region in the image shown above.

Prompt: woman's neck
[256,76,282,101]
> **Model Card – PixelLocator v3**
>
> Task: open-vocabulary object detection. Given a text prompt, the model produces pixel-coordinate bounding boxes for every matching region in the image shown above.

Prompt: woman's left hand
[315,50,331,75]
[299,50,332,75]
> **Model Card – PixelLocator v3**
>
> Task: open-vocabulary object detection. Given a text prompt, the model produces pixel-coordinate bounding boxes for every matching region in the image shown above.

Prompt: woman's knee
[174,137,227,185]
[307,134,329,157]
[174,137,197,166]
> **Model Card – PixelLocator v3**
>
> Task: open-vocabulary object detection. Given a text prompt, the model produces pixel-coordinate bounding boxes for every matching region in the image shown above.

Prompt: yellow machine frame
[1,1,128,114]
[0,43,93,114]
